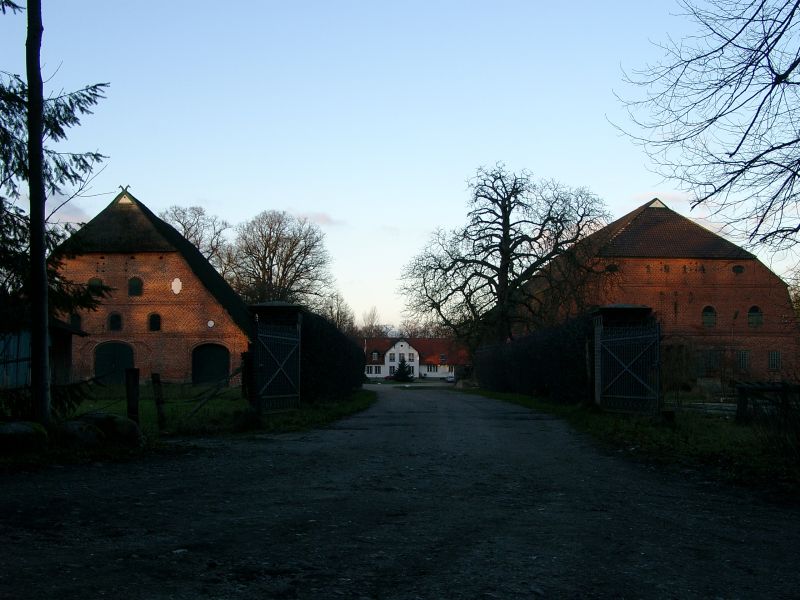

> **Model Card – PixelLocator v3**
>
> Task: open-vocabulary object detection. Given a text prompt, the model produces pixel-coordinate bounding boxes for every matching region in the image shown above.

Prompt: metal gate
[594,320,660,413]
[252,314,301,410]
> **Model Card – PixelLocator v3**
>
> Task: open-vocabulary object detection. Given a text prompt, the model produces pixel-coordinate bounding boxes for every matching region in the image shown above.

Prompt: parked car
[445,375,455,383]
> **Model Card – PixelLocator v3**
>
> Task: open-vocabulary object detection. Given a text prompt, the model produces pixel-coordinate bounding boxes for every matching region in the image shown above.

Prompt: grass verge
[0,387,377,472]
[470,389,800,498]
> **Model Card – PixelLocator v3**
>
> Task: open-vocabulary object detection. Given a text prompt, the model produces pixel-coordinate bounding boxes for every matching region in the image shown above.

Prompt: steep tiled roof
[59,190,253,336]
[362,337,469,365]
[589,199,755,260]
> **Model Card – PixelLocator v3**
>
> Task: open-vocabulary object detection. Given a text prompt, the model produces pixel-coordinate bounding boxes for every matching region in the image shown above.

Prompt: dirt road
[1,384,798,599]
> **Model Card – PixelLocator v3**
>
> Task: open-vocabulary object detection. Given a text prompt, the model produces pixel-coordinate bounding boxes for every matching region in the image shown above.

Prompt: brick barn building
[58,190,252,384]
[543,199,799,380]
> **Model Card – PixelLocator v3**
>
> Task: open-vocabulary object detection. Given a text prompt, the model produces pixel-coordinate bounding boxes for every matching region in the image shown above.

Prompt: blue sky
[3,1,793,325]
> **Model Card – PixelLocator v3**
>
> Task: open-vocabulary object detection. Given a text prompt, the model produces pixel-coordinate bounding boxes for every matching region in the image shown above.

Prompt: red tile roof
[588,199,754,260]
[362,337,470,365]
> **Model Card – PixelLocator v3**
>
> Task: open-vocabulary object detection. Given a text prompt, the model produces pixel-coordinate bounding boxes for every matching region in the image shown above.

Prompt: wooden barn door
[192,343,230,386]
[94,342,134,384]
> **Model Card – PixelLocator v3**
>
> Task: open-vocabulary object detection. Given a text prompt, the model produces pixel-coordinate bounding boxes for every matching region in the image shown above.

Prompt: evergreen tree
[394,358,412,382]
[1,1,108,424]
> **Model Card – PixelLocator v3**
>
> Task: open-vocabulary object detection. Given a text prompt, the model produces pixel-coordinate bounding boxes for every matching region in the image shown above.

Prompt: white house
[362,337,468,381]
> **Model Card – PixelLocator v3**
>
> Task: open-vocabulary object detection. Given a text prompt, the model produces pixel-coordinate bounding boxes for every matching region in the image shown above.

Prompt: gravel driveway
[1,384,798,599]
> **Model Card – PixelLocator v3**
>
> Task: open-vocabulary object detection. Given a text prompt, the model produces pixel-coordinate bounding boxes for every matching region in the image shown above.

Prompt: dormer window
[371,351,378,361]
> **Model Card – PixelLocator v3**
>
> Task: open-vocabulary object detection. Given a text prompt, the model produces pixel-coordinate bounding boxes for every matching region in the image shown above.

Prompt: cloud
[48,200,91,224]
[295,212,345,226]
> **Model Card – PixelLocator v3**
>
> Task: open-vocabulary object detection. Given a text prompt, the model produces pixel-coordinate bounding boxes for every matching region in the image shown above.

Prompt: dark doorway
[192,343,229,385]
[94,342,134,384]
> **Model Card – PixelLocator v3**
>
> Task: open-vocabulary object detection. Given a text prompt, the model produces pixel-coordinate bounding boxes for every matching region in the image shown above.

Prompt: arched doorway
[192,343,230,386]
[94,342,134,384]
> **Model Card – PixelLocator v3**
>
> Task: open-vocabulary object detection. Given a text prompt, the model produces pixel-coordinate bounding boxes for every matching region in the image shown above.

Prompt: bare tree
[360,306,392,338]
[159,205,231,275]
[401,164,608,345]
[396,317,450,338]
[621,0,800,247]
[320,290,357,336]
[228,210,333,307]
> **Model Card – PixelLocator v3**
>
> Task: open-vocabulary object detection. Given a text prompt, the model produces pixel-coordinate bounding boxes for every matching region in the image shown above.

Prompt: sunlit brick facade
[541,199,799,380]
[57,191,252,384]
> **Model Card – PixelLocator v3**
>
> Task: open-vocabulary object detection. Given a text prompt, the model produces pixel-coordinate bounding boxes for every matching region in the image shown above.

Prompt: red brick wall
[590,257,799,379]
[59,251,250,383]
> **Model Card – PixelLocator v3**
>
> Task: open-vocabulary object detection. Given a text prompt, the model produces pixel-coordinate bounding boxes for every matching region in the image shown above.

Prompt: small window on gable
[148,313,162,331]
[128,277,143,296]
[69,313,81,330]
[732,265,745,274]
[439,353,447,365]
[88,277,103,293]
[702,306,716,328]
[748,306,763,327]
[108,312,122,331]
[371,351,378,361]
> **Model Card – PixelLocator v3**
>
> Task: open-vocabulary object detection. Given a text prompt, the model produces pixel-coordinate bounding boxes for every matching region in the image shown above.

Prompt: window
[128,277,143,296]
[69,313,81,330]
[769,351,782,372]
[399,353,405,362]
[108,313,122,331]
[371,351,378,361]
[448,365,454,373]
[88,277,103,293]
[389,366,396,375]
[747,306,763,327]
[737,350,750,372]
[148,313,162,331]
[700,349,722,376]
[375,366,382,375]
[732,265,745,274]
[439,353,447,365]
[701,306,717,328]
[605,263,619,273]
[366,365,373,375]
[389,353,396,362]
[408,353,415,362]
[427,364,438,373]
[409,366,415,375]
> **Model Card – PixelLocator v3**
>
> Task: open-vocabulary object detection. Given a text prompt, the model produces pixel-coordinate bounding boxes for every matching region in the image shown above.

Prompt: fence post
[125,368,140,424]
[151,373,166,430]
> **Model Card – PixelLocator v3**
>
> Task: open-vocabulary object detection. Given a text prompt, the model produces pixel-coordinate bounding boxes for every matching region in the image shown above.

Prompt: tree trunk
[26,0,50,425]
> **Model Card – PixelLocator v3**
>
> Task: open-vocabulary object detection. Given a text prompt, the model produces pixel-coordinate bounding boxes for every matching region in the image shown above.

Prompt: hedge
[474,315,593,404]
